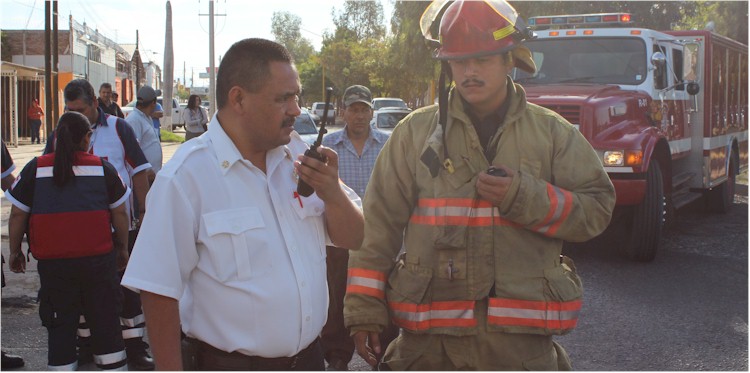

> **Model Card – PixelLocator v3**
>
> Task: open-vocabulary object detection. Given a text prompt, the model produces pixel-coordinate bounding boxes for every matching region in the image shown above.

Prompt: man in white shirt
[125,86,163,181]
[122,38,364,371]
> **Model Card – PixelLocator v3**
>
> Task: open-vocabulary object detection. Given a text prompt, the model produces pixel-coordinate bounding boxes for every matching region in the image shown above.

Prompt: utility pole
[209,0,215,118]
[199,0,224,118]
[44,0,52,136]
[52,0,59,125]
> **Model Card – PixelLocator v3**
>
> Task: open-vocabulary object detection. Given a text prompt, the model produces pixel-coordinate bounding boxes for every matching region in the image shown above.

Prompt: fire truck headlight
[603,151,625,166]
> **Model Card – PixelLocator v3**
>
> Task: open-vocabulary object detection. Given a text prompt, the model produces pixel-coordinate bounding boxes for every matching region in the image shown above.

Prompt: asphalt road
[1,130,746,371]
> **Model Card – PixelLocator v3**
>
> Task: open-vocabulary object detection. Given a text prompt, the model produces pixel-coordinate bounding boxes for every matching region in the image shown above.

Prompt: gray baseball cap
[137,86,157,103]
[343,85,373,108]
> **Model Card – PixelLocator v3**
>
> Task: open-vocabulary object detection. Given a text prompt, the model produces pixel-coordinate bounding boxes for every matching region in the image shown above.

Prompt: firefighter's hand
[353,330,382,367]
[476,165,515,207]
[295,146,343,201]
[8,251,26,273]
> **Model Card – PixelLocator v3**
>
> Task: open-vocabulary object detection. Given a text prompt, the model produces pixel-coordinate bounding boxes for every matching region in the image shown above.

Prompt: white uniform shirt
[122,115,361,358]
[125,108,163,174]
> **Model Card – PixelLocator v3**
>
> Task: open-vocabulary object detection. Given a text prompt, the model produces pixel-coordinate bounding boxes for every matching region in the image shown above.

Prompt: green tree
[385,1,437,106]
[674,1,748,44]
[1,32,11,62]
[271,11,315,62]
[331,1,386,40]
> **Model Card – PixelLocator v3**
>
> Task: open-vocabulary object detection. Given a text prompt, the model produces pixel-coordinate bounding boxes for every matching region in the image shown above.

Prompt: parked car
[122,97,186,130]
[372,97,409,111]
[294,109,320,145]
[370,108,411,133]
[311,102,335,123]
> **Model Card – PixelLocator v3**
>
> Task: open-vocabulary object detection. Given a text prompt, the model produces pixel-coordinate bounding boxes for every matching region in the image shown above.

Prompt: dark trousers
[38,251,127,370]
[185,337,324,371]
[30,119,42,144]
[321,247,399,366]
[78,230,148,356]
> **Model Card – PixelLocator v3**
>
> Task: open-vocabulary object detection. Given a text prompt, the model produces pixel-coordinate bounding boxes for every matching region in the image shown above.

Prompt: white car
[122,97,185,130]
[311,102,335,123]
[370,107,411,133]
[372,97,409,111]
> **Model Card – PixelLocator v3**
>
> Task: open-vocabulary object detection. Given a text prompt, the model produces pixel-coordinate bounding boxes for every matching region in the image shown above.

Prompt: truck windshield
[513,37,648,85]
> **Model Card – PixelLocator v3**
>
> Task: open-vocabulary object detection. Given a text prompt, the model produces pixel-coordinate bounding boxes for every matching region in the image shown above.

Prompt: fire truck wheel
[627,161,664,262]
[707,154,736,213]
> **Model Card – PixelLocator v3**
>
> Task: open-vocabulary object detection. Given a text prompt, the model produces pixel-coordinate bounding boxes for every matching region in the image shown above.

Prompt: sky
[0,0,392,87]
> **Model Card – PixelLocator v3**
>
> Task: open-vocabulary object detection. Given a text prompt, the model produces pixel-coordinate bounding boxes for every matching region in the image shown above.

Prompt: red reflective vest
[29,152,113,259]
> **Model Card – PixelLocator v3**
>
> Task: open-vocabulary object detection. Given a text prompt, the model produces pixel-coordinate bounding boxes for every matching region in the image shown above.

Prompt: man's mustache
[282,116,296,127]
[461,78,485,87]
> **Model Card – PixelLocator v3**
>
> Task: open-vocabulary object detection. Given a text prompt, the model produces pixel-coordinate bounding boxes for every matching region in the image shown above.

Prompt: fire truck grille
[541,105,581,125]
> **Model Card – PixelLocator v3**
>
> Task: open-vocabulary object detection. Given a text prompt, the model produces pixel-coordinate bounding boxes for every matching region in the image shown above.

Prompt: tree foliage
[283,0,747,109]
[271,11,315,62]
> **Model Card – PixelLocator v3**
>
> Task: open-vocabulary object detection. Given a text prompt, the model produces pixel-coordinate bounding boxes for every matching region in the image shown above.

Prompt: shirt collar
[93,107,108,128]
[331,125,389,145]
[207,113,293,176]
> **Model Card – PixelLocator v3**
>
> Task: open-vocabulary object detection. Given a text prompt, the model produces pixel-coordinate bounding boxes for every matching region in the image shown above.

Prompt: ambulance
[513,13,748,261]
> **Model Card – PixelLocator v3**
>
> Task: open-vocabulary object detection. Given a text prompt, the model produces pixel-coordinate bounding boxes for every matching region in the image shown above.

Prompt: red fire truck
[514,13,748,261]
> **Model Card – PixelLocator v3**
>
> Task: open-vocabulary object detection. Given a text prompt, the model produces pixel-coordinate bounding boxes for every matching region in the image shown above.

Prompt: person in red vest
[27,99,44,144]
[7,111,131,370]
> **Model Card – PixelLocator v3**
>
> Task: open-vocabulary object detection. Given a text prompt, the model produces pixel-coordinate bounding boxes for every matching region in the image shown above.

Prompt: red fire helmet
[421,0,536,73]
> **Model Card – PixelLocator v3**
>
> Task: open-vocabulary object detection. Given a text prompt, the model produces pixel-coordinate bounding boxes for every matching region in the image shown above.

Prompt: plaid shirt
[322,127,390,200]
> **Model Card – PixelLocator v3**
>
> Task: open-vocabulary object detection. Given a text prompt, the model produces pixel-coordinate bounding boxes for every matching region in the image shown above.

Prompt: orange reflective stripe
[389,300,477,331]
[532,184,573,236]
[347,268,387,300]
[410,198,519,227]
[487,297,581,331]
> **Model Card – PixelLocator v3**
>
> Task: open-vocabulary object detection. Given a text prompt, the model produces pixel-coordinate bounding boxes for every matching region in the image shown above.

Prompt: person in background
[112,92,120,106]
[151,102,164,141]
[121,38,364,371]
[182,94,208,141]
[344,0,615,370]
[1,141,25,371]
[320,85,397,371]
[7,112,130,371]
[45,79,154,370]
[98,83,125,118]
[27,99,44,144]
[125,86,163,182]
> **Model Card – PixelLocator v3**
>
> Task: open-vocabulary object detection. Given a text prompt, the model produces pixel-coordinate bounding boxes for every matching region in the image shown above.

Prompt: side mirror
[651,52,667,68]
[682,42,701,82]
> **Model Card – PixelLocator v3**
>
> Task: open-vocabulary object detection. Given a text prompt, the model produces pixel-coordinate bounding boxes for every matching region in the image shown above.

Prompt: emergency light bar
[528,13,632,29]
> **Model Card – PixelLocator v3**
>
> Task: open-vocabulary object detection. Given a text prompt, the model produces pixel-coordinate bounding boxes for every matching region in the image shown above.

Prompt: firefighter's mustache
[461,79,485,87]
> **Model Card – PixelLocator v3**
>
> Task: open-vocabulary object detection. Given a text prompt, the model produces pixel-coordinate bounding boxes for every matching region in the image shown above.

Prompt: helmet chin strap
[439,61,455,174]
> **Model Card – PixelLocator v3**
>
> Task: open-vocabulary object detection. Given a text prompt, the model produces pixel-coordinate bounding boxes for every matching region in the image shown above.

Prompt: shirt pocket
[289,194,327,260]
[202,207,267,281]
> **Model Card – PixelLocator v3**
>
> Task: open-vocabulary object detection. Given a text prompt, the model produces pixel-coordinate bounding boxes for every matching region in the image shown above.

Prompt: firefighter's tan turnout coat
[344,78,616,338]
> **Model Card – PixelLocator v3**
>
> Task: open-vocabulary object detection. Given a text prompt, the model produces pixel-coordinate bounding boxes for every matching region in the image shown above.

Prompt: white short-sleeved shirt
[122,115,361,358]
[125,108,163,174]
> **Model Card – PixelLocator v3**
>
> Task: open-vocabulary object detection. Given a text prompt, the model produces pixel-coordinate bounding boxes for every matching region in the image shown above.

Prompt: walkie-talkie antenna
[297,87,333,197]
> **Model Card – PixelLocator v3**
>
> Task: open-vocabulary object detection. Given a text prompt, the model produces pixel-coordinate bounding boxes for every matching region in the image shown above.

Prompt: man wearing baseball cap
[126,86,163,180]
[320,85,396,370]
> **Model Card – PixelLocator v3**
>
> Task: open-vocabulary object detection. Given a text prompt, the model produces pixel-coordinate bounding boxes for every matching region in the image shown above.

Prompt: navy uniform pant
[38,251,127,370]
[78,230,148,356]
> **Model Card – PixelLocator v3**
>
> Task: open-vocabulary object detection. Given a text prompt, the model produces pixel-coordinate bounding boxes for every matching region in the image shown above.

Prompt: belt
[188,337,319,370]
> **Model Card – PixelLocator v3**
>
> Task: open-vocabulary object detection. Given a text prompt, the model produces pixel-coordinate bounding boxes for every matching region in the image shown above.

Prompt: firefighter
[343,0,616,370]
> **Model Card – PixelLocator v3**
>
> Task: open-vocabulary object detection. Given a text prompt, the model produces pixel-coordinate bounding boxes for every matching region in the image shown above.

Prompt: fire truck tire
[707,155,736,213]
[627,161,664,262]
